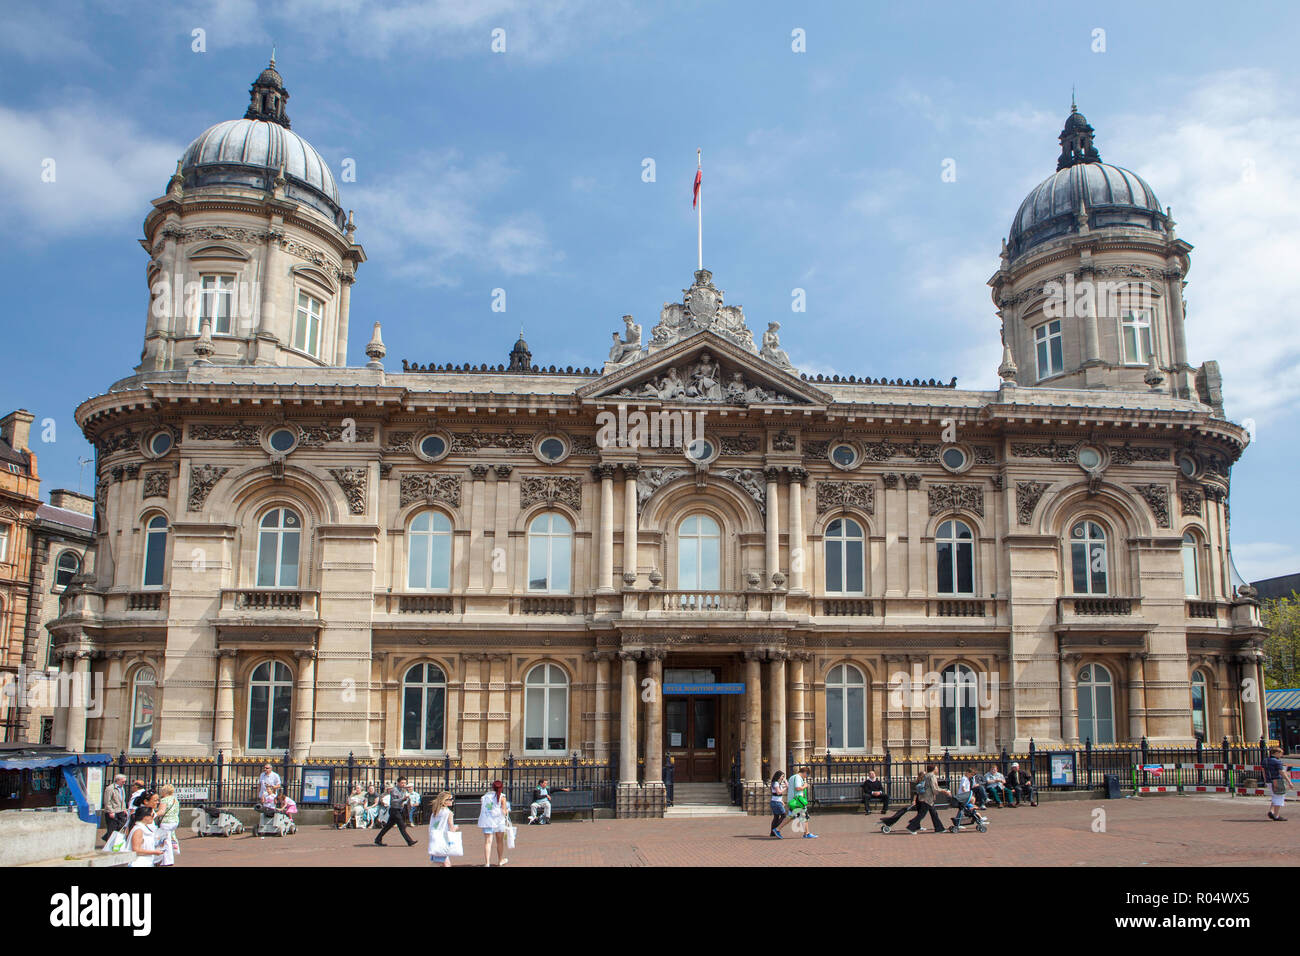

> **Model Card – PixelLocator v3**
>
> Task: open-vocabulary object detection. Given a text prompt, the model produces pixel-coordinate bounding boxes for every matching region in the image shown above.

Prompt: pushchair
[946,791,989,833]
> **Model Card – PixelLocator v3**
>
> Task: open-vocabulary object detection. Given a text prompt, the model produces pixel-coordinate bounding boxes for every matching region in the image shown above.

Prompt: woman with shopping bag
[477,780,512,866]
[127,805,165,867]
[427,791,462,866]
[155,784,181,866]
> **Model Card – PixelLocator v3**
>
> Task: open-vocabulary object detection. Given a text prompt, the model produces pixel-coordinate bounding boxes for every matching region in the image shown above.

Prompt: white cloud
[349,149,562,285]
[0,102,181,241]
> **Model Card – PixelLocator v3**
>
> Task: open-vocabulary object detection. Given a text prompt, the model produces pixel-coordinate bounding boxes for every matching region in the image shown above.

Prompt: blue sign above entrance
[663,683,745,696]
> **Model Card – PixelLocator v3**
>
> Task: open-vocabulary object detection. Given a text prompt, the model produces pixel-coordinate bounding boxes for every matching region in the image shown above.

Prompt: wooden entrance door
[665,696,720,782]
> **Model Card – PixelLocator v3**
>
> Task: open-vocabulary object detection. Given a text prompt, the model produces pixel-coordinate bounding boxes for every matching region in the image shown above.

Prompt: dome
[1007,107,1168,259]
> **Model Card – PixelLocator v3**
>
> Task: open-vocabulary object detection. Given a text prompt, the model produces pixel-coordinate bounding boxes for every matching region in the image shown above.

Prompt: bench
[810,782,862,809]
[543,789,595,821]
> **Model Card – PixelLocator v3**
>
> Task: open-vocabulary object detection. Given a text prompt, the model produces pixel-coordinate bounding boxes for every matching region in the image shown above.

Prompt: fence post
[442,753,450,794]
[1000,745,1008,776]
[117,750,126,782]
[884,749,892,802]
[149,749,159,790]
[346,751,355,794]
[507,753,515,804]
[378,752,387,791]
[283,750,291,798]
[216,748,224,805]
[942,748,951,785]
[1085,737,1092,789]
[1195,736,1203,786]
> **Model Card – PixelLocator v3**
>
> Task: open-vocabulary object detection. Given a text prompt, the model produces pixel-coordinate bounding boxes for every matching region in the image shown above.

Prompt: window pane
[525,688,543,750]
[548,687,566,750]
[826,540,842,592]
[131,685,154,750]
[425,686,445,751]
[143,531,166,587]
[701,536,720,589]
[279,532,300,587]
[960,701,977,748]
[408,534,428,589]
[249,685,269,750]
[1077,683,1094,739]
[402,685,422,750]
[1090,550,1107,594]
[937,541,953,593]
[846,539,863,592]
[692,699,715,750]
[550,538,571,593]
[1071,543,1087,593]
[257,533,277,587]
[429,532,451,590]
[1037,339,1049,378]
[847,686,865,749]
[528,535,548,590]
[1095,684,1114,744]
[956,542,973,593]
[1183,544,1199,597]
[679,536,699,589]
[270,684,292,750]
[827,686,843,748]
[940,703,954,748]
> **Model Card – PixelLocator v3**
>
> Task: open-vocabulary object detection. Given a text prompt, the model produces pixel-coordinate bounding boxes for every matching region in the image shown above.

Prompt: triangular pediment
[577,330,831,406]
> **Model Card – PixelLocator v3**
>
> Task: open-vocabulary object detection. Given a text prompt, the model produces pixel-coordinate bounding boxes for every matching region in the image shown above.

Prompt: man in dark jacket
[374,777,417,846]
[861,771,889,814]
[1006,763,1036,806]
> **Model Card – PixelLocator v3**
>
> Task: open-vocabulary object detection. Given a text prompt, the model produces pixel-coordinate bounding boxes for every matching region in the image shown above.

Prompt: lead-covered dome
[176,59,344,227]
[1007,106,1167,259]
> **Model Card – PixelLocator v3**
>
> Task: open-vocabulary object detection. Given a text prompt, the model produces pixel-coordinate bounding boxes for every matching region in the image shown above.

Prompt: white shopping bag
[103,831,127,853]
[791,814,807,834]
[445,831,464,857]
[506,824,517,849]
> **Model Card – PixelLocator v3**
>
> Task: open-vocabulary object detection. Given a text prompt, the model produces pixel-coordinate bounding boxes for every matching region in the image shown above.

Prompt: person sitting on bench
[528,778,569,825]
[1006,763,1036,807]
[984,766,1010,806]
[860,771,889,814]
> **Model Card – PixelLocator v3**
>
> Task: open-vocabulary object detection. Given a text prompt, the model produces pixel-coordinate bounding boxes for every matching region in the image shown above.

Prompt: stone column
[764,468,781,587]
[1059,653,1079,746]
[292,650,317,759]
[1166,272,1191,381]
[65,651,93,753]
[644,651,664,784]
[467,465,489,592]
[214,649,237,753]
[904,474,924,596]
[1126,653,1146,743]
[596,464,616,593]
[787,467,806,592]
[592,652,612,760]
[619,651,639,784]
[51,652,71,747]
[768,653,787,773]
[789,654,806,764]
[1254,656,1269,744]
[622,464,639,583]
[1241,654,1263,742]
[334,274,353,366]
[744,651,763,782]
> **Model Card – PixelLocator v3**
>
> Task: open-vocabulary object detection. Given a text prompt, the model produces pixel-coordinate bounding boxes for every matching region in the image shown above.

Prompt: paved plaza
[175,795,1298,867]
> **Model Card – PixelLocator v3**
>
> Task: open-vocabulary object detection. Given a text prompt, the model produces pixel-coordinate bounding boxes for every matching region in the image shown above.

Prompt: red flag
[693,167,702,208]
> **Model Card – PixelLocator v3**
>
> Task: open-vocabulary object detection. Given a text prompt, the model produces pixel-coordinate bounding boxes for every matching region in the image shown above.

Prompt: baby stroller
[947,791,989,833]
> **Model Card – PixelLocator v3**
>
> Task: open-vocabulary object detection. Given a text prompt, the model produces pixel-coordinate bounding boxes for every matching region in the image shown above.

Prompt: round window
[941,447,968,471]
[686,438,714,462]
[1078,446,1103,470]
[148,431,172,456]
[831,444,857,468]
[1177,453,1197,478]
[538,437,566,462]
[420,434,447,459]
[268,428,297,454]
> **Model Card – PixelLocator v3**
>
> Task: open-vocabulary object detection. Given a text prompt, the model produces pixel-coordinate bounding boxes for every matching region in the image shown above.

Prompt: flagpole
[696,148,702,271]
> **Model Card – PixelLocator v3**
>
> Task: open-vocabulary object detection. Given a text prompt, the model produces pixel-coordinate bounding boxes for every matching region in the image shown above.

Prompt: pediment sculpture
[615,352,793,405]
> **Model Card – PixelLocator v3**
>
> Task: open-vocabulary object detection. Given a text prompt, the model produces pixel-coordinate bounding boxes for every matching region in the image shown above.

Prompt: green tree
[1261,592,1300,689]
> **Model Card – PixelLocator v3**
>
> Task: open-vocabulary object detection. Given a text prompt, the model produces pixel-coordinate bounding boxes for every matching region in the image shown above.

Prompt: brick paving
[175,794,1299,867]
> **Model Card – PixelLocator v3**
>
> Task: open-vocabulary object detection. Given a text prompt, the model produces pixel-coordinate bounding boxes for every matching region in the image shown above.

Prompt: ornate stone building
[0,410,40,741]
[51,68,1263,814]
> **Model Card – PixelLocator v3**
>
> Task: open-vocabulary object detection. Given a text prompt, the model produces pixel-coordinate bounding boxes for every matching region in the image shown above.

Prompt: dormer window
[1120,310,1152,365]
[200,274,235,335]
[293,291,323,356]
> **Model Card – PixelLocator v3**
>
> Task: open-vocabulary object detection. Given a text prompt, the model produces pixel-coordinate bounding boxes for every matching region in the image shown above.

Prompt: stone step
[663,805,747,818]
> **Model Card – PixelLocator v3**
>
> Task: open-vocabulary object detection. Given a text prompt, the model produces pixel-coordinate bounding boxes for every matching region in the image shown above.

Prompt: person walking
[905,764,949,834]
[374,777,417,846]
[787,765,818,838]
[478,779,511,866]
[769,770,791,838]
[155,784,181,866]
[880,775,924,831]
[1265,747,1293,821]
[102,773,128,841]
[127,805,164,867]
[427,791,460,867]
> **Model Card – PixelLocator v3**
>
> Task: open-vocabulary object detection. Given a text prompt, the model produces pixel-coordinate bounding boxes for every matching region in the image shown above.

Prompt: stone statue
[687,352,723,401]
[607,315,643,364]
[760,321,793,369]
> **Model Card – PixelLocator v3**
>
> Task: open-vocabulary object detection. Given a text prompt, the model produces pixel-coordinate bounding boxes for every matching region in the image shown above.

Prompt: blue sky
[2,0,1298,580]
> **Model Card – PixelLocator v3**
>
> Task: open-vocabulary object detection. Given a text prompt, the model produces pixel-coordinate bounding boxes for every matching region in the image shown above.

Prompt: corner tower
[135,59,365,374]
[990,105,1215,406]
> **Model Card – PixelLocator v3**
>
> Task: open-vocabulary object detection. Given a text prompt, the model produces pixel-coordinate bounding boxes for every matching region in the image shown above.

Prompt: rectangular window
[199,274,235,334]
[0,523,8,563]
[293,291,323,356]
[1121,310,1152,364]
[847,685,866,749]
[1034,320,1063,380]
[1182,544,1200,598]
[827,686,844,748]
[936,541,954,594]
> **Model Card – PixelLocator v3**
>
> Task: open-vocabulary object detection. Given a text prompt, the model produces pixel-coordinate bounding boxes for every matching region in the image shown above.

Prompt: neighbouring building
[49,64,1266,815]
[0,410,39,741]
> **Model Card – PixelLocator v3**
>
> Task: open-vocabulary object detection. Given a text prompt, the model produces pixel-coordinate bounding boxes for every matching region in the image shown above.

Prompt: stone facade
[0,411,40,740]
[43,72,1267,818]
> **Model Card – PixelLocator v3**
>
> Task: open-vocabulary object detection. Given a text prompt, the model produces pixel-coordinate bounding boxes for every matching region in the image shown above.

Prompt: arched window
[247,660,293,752]
[825,518,865,594]
[407,511,453,591]
[1077,664,1115,745]
[677,514,721,590]
[826,663,867,751]
[1069,521,1108,594]
[256,507,301,588]
[939,664,979,750]
[1182,532,1200,598]
[142,515,168,588]
[936,519,974,595]
[402,663,446,752]
[1190,669,1209,741]
[129,667,156,752]
[524,663,568,753]
[54,550,80,590]
[527,513,572,593]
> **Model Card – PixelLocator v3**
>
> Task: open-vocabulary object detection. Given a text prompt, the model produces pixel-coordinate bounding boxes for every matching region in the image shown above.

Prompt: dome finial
[246,56,291,128]
[1057,101,1100,170]
[1071,85,1076,113]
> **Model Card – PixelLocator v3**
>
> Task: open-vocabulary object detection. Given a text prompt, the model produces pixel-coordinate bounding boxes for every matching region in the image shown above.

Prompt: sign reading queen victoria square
[595,269,798,452]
